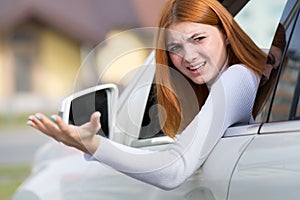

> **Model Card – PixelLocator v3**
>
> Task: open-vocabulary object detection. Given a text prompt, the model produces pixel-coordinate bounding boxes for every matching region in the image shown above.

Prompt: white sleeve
[90,65,259,190]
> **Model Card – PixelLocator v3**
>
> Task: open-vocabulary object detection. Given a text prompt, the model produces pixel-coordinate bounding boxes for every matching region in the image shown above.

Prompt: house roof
[0,0,167,45]
[0,0,247,45]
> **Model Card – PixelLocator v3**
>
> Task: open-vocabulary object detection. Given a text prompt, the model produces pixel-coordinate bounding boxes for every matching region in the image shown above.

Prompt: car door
[228,1,300,199]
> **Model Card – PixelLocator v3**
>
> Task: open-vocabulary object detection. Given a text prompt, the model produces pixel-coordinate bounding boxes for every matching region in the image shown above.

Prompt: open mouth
[188,61,207,71]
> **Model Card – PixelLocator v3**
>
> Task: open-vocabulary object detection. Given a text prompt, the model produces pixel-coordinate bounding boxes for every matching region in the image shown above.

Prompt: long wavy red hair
[155,0,267,138]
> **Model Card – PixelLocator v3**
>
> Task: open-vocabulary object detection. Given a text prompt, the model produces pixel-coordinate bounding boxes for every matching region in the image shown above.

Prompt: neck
[206,59,228,90]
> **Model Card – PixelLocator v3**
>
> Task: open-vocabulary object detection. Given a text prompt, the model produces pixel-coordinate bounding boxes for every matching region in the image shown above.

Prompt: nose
[182,43,198,64]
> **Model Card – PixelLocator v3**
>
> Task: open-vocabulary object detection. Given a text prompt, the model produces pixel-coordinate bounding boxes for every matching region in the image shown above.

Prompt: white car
[14,0,300,199]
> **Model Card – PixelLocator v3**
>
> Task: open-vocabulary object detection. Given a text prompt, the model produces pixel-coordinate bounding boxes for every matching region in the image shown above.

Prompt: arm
[28,65,258,190]
[90,65,259,189]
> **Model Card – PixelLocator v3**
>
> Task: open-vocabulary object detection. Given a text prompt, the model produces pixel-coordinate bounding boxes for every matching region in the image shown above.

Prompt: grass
[0,165,31,200]
[0,113,32,128]
[0,111,55,128]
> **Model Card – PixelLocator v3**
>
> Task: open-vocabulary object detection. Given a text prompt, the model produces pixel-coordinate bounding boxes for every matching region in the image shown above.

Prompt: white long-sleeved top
[88,64,260,190]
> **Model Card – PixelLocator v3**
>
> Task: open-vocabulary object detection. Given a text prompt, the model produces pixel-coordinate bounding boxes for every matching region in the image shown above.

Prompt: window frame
[265,3,300,122]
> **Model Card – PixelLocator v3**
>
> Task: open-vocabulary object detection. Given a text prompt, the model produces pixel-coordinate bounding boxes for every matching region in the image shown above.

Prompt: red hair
[155,0,267,138]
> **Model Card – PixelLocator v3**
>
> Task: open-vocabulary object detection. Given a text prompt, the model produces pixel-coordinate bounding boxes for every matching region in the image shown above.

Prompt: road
[0,126,51,166]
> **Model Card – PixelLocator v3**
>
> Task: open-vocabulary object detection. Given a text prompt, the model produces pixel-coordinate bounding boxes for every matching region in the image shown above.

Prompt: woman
[27,0,267,190]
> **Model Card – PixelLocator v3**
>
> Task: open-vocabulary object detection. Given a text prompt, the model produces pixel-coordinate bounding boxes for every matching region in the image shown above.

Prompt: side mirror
[58,84,118,138]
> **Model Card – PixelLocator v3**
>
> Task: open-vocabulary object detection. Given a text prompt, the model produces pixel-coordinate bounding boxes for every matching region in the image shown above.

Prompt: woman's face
[166,22,228,85]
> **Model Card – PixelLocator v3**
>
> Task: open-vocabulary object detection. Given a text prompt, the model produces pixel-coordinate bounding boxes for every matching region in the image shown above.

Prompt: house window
[9,25,37,93]
[13,52,32,92]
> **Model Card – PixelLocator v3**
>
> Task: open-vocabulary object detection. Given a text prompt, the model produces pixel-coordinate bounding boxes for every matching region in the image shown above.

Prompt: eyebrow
[166,31,205,47]
[190,32,204,38]
[187,32,204,41]
[166,42,179,51]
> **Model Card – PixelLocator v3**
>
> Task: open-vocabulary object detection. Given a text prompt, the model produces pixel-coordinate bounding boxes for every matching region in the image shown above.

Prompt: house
[0,0,167,115]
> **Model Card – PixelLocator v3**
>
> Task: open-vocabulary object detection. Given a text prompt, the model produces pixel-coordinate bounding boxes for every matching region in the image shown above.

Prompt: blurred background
[0,0,285,199]
[0,0,167,199]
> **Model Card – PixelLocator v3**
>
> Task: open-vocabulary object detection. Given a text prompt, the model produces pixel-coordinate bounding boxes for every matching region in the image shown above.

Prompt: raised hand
[27,112,101,155]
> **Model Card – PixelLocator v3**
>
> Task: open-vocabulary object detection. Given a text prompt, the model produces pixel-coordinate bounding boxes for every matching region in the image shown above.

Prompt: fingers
[90,112,101,131]
[80,112,102,134]
[27,112,101,154]
[27,113,48,132]
[50,114,69,133]
[27,113,60,138]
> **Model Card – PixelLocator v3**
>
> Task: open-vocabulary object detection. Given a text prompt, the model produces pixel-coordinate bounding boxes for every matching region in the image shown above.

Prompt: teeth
[189,61,206,71]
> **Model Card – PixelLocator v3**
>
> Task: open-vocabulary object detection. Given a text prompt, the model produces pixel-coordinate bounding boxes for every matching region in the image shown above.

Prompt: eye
[193,36,205,43]
[168,44,181,53]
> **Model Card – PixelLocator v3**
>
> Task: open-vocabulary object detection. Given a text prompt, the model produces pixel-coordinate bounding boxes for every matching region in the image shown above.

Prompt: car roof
[219,0,249,16]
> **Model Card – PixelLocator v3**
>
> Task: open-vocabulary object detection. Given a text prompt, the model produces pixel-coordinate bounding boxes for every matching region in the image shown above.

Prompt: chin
[192,78,206,85]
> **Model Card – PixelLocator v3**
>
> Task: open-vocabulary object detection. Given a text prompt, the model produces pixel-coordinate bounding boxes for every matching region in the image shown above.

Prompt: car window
[256,0,300,122]
[234,0,287,48]
[296,89,300,118]
[138,0,290,139]
[138,83,165,139]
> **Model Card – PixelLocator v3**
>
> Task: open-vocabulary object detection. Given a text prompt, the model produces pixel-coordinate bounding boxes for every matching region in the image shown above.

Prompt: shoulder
[220,64,260,88]
[210,64,260,100]
[207,64,259,126]
[224,64,255,76]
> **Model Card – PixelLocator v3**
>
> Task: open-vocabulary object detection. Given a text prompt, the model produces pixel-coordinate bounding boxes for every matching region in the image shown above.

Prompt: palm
[27,112,101,155]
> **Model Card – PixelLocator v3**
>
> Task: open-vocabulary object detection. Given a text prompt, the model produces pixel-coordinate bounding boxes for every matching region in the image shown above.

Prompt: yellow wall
[0,36,3,97]
[96,30,150,88]
[0,36,14,97]
[36,27,81,99]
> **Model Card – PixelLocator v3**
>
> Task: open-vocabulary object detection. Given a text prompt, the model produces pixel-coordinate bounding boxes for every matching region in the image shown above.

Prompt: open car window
[137,0,288,140]
[138,83,165,139]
